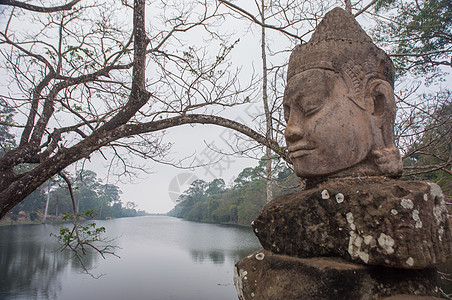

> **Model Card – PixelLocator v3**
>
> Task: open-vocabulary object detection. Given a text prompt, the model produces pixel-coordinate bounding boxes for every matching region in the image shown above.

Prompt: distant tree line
[168,158,300,226]
[7,169,146,223]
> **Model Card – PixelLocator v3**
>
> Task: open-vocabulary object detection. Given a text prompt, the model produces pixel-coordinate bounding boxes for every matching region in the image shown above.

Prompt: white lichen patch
[348,231,358,257]
[412,210,423,228]
[353,235,363,248]
[346,212,354,224]
[378,233,395,254]
[234,268,246,299]
[255,252,265,261]
[346,212,356,230]
[429,182,444,201]
[391,209,398,215]
[433,206,441,222]
[400,199,414,210]
[363,235,373,245]
[406,257,414,267]
[359,251,369,263]
[321,189,330,199]
[438,227,444,241]
[346,213,374,263]
[430,183,447,226]
[335,193,344,203]
[348,231,370,264]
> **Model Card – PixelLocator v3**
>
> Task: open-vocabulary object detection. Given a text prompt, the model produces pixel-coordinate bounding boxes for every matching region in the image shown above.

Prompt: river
[0,216,261,300]
[2,216,452,299]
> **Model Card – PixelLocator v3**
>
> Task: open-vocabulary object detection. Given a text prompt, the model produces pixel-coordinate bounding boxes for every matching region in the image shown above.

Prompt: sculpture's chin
[291,155,375,180]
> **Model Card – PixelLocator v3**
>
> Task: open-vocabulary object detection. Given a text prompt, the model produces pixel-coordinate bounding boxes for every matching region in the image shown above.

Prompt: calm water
[0,216,261,300]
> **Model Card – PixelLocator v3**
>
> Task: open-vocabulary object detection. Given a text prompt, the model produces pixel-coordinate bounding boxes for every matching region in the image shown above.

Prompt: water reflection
[190,249,225,264]
[0,225,63,299]
[3,217,452,300]
[0,217,261,300]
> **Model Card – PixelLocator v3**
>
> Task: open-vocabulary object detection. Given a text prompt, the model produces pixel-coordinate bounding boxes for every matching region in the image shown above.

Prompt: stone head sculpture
[284,7,403,181]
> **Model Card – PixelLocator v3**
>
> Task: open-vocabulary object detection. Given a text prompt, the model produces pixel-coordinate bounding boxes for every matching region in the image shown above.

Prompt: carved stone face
[283,69,373,178]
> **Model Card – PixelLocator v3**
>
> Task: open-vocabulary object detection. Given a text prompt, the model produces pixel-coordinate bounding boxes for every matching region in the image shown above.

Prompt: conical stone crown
[309,7,373,44]
[287,7,394,86]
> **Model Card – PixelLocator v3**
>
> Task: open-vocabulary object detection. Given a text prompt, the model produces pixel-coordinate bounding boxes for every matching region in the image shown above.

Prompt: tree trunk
[261,0,273,203]
[41,180,50,223]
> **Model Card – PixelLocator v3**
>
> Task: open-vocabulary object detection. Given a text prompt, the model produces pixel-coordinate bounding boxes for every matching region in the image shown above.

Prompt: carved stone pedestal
[252,179,451,269]
[234,249,441,300]
[234,179,451,299]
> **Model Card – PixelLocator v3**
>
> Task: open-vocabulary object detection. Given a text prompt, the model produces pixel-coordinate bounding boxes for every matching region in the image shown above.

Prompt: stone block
[234,249,441,300]
[252,179,451,269]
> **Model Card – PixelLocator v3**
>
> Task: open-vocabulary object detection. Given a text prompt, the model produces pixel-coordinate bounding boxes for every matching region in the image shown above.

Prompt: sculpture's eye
[303,102,323,117]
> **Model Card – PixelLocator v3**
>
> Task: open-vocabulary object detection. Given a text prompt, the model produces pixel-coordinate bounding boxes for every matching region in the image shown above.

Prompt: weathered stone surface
[380,296,443,300]
[283,7,403,180]
[252,178,451,269]
[234,249,440,300]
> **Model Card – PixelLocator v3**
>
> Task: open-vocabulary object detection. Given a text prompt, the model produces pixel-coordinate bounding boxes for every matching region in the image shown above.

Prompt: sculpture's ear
[366,79,396,118]
[366,79,403,177]
[365,78,397,147]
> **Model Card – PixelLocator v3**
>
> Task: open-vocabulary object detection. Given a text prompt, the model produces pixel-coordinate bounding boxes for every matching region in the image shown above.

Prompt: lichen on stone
[335,193,344,203]
[406,257,414,266]
[400,199,414,210]
[412,210,422,228]
[377,233,395,254]
[359,251,369,263]
[363,235,373,245]
[255,252,265,261]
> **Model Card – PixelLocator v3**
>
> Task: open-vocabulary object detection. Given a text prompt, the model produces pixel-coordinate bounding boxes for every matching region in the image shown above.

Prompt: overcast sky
[3,1,448,214]
[79,14,270,213]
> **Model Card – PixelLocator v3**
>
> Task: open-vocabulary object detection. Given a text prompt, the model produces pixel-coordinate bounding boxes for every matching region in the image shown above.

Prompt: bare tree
[0,0,285,218]
[0,0,81,12]
[218,0,338,201]
[1,0,448,219]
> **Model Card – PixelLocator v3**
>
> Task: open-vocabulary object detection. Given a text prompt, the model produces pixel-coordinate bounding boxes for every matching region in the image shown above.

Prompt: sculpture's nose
[284,117,304,143]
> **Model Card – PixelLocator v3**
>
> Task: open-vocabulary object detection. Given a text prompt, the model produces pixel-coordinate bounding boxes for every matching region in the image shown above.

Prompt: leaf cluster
[373,0,451,81]
[50,209,118,277]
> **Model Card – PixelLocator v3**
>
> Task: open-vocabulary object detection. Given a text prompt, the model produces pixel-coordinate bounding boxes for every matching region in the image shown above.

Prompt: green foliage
[373,0,451,81]
[168,158,300,226]
[46,171,141,220]
[29,212,39,221]
[51,221,106,248]
[6,168,143,221]
[11,187,46,215]
[50,209,118,277]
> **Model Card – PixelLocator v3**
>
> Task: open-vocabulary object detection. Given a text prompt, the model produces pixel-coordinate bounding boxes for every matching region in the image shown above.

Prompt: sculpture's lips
[288,145,315,159]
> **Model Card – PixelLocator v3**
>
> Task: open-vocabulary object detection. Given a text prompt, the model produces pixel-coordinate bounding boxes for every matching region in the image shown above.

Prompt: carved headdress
[286,7,403,178]
[287,7,395,101]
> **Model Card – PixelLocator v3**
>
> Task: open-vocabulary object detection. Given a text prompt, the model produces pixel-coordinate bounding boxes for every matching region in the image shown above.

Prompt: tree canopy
[169,158,300,225]
[0,0,450,218]
[373,0,451,81]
